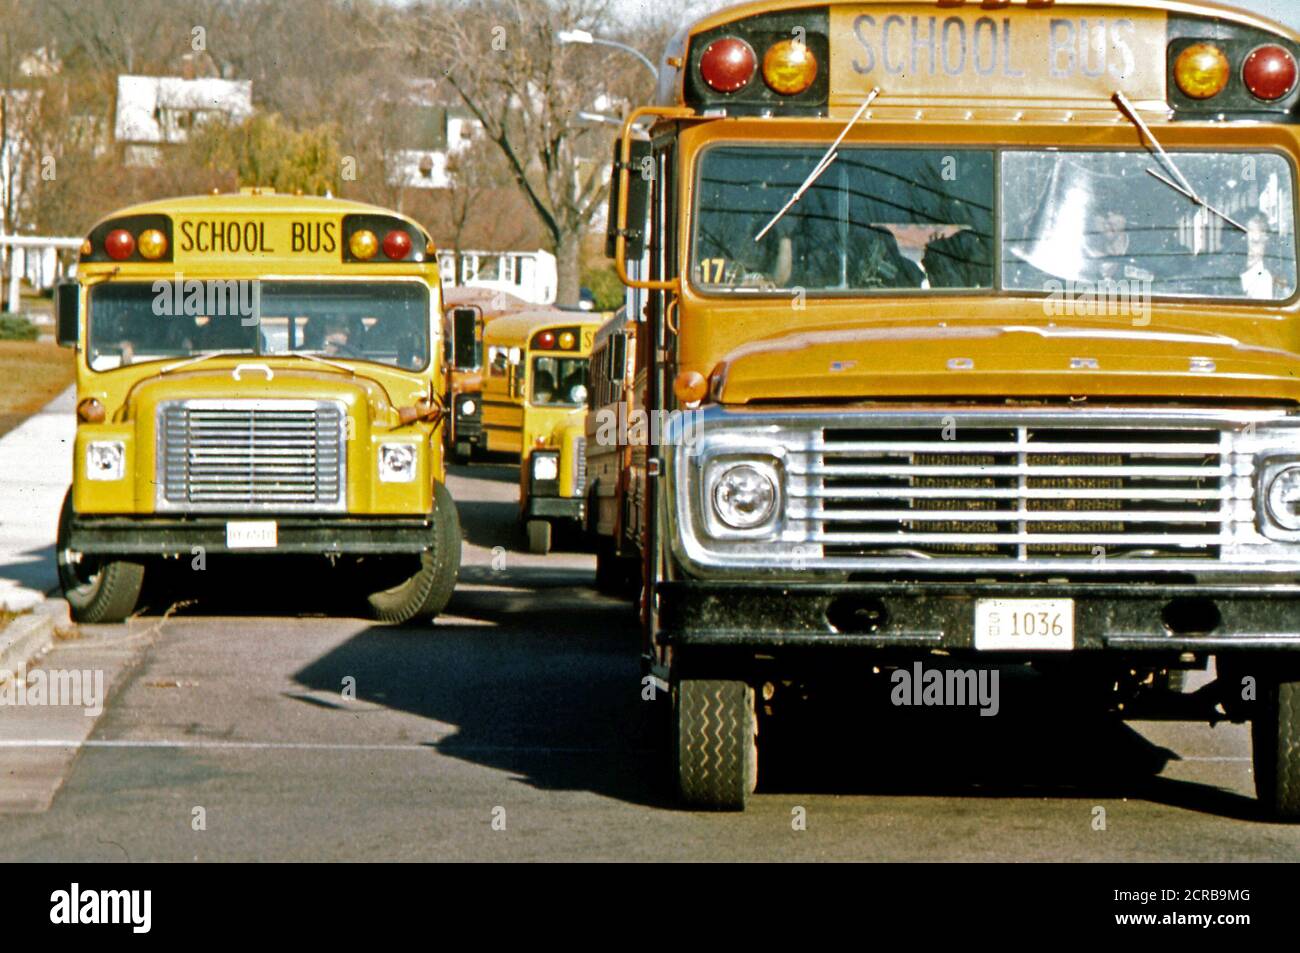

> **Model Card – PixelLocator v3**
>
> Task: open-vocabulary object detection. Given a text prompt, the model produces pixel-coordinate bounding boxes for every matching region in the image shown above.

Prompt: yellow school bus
[54,188,459,625]
[585,306,644,593]
[609,0,1300,813]
[443,286,530,463]
[482,310,604,552]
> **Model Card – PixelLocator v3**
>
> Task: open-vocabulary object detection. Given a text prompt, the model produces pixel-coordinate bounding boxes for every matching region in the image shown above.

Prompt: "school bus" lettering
[850,14,1136,83]
[179,219,274,254]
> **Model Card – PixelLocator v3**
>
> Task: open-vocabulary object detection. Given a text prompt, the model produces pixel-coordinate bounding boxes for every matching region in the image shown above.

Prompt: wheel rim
[58,543,102,595]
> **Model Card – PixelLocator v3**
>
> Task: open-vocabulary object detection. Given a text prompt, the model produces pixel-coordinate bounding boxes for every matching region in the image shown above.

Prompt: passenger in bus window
[850,227,924,289]
[533,368,555,404]
[1241,213,1280,300]
[1085,210,1156,284]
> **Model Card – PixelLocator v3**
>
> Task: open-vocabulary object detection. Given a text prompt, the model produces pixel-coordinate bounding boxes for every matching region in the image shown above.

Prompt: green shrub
[0,315,37,341]
[581,266,625,313]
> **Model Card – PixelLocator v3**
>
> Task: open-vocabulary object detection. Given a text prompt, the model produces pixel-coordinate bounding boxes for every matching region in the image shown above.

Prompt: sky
[1241,0,1300,30]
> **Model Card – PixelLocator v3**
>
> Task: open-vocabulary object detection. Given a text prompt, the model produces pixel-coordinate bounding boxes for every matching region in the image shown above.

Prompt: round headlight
[460,399,476,416]
[1267,466,1300,530]
[712,463,777,529]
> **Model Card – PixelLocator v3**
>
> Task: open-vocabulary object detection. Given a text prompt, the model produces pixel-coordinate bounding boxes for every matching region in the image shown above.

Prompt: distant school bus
[482,310,604,553]
[609,0,1300,813]
[442,286,530,463]
[55,188,460,624]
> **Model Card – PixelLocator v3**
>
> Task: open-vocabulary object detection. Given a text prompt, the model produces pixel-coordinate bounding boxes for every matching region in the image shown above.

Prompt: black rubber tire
[56,488,144,624]
[366,482,462,624]
[526,519,551,555]
[1252,677,1300,820]
[674,679,758,811]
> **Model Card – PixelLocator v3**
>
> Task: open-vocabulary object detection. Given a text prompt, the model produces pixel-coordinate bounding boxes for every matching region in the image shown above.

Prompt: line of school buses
[54,0,1300,816]
[441,287,638,570]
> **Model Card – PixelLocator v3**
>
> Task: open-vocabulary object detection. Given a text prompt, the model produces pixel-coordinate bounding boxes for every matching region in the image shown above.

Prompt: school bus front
[516,318,602,554]
[56,189,460,625]
[613,0,1300,814]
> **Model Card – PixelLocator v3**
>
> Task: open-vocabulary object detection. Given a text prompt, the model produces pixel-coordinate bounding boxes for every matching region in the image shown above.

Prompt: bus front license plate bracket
[226,520,278,550]
[974,598,1074,651]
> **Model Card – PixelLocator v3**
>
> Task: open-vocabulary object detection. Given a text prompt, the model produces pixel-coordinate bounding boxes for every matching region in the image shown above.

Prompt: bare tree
[378,0,648,305]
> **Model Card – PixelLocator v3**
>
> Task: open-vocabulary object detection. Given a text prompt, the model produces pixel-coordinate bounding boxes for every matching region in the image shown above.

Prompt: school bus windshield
[693,146,995,293]
[531,356,589,406]
[1003,151,1297,301]
[693,145,1298,301]
[87,280,430,371]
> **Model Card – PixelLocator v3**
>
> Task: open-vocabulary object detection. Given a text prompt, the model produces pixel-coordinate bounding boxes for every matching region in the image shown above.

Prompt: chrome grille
[794,425,1229,561]
[157,399,346,512]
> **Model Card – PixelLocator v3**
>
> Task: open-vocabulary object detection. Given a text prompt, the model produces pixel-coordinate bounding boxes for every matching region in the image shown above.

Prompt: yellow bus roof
[484,310,606,346]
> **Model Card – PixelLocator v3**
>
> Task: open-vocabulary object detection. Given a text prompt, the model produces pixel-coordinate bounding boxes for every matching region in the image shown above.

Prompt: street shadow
[292,589,659,806]
[0,542,56,594]
[282,598,1269,819]
[455,498,519,551]
[449,461,520,484]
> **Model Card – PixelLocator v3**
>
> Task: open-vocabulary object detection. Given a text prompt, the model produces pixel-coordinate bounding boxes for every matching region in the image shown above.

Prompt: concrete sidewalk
[0,386,73,613]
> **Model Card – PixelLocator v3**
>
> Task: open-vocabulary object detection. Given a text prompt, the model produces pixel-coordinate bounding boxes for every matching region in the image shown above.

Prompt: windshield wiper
[1112,91,1246,233]
[754,86,880,243]
[290,352,356,376]
[159,349,250,375]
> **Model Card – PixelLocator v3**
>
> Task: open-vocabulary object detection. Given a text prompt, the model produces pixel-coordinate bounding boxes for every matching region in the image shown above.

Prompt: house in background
[385,80,478,191]
[114,55,252,167]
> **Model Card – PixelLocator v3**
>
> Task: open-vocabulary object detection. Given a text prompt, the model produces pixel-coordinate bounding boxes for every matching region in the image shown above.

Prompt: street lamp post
[556,29,659,83]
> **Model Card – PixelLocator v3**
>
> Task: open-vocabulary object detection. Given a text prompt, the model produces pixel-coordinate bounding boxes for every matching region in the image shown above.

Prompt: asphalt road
[1,462,1298,861]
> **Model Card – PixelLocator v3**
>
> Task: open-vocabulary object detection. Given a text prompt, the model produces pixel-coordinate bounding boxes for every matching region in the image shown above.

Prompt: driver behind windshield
[321,314,362,357]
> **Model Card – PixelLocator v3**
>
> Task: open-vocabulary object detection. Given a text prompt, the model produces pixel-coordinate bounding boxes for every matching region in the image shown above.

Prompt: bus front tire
[1252,676,1300,820]
[57,489,144,624]
[526,519,551,555]
[674,679,758,811]
[366,483,462,624]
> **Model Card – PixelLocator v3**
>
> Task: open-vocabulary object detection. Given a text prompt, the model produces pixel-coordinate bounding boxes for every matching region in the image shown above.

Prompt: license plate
[974,599,1074,651]
[225,520,277,549]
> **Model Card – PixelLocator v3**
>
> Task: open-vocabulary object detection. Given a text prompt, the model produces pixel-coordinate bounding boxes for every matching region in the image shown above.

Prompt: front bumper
[658,580,1300,653]
[525,494,584,521]
[68,514,436,555]
[454,405,483,443]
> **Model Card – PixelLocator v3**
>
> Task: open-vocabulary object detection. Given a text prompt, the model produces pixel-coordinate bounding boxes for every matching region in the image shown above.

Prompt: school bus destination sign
[831,6,1167,101]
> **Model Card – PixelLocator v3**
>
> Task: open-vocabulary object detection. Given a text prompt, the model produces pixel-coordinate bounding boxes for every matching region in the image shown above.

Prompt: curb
[0,612,55,677]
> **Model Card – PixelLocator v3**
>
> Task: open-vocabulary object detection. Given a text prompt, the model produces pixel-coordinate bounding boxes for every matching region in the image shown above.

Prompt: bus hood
[711,321,1300,405]
[121,361,422,425]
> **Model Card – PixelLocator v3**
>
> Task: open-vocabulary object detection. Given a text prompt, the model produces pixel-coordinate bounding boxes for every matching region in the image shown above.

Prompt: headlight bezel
[86,440,126,481]
[378,442,418,483]
[1258,454,1300,538]
[702,455,784,538]
[707,457,774,530]
[531,451,560,482]
[459,398,476,417]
